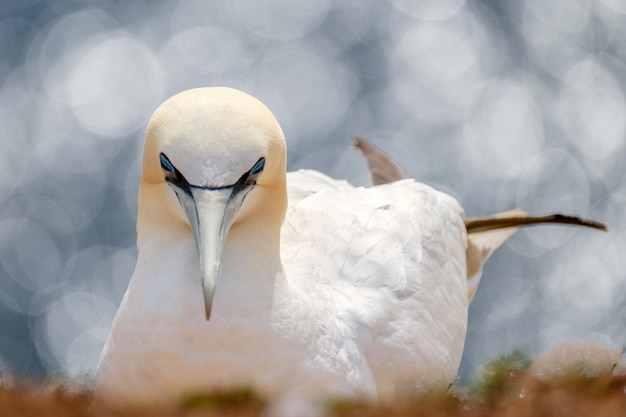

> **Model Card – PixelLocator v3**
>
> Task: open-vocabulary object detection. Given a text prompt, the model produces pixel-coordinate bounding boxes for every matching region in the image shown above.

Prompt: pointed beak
[177,186,238,320]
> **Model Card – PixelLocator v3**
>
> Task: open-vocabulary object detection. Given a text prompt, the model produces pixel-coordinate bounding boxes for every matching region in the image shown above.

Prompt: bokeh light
[0,0,624,385]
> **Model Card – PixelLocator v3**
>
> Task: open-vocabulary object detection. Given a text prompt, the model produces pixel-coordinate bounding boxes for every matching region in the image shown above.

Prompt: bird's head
[140,87,287,320]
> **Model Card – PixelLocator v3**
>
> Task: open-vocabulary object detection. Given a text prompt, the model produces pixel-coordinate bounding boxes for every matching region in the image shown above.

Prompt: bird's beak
[177,186,239,320]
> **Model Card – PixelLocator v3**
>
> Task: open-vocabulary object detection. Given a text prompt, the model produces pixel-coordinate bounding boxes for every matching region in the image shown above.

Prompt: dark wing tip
[550,214,608,232]
[465,213,608,233]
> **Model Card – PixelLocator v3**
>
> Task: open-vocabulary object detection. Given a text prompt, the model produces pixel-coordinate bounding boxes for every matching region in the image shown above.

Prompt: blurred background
[0,0,624,384]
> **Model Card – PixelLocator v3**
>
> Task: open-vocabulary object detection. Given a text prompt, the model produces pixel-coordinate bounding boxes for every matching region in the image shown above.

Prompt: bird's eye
[250,157,265,176]
[160,153,176,174]
[160,153,183,184]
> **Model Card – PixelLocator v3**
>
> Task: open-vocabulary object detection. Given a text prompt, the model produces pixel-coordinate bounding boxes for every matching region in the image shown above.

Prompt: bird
[96,87,606,406]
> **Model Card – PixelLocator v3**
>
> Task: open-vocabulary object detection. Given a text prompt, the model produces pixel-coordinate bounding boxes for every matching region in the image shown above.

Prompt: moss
[180,385,264,410]
[470,350,532,403]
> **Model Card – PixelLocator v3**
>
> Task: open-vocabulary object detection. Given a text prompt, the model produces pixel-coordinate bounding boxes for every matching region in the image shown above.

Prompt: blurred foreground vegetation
[1,352,625,417]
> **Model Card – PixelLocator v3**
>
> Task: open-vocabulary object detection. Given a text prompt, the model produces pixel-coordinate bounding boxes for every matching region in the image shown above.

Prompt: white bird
[96,87,605,406]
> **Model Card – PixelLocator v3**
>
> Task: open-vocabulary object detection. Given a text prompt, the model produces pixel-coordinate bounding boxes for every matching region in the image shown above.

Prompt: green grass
[470,350,533,403]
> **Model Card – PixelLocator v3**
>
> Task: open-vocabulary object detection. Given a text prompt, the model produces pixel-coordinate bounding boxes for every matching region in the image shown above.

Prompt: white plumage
[280,170,468,399]
[96,87,604,406]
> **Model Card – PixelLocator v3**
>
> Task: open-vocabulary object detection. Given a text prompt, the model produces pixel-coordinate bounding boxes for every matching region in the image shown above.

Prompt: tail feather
[352,136,410,185]
[466,209,527,303]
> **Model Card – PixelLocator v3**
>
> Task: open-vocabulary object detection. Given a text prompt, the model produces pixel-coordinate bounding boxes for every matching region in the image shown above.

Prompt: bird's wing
[351,136,515,304]
[352,136,607,304]
[465,211,606,303]
[351,136,494,304]
[465,209,525,303]
[281,170,468,395]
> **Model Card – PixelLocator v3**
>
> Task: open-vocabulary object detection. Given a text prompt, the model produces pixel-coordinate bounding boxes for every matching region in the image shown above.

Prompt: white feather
[97,88,470,405]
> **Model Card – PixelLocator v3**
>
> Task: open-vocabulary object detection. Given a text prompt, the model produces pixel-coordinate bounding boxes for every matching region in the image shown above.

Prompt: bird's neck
[220,184,287,304]
[215,219,284,317]
[135,181,287,319]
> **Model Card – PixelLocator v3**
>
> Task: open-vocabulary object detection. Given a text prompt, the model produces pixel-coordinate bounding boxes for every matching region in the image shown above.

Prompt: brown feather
[352,136,411,185]
[465,214,607,234]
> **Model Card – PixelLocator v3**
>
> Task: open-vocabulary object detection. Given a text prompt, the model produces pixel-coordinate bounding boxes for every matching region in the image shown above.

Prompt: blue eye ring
[160,153,175,174]
[250,157,265,175]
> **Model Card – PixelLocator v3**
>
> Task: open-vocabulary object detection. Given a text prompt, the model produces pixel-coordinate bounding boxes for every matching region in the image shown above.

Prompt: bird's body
[98,168,468,403]
[97,87,605,405]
